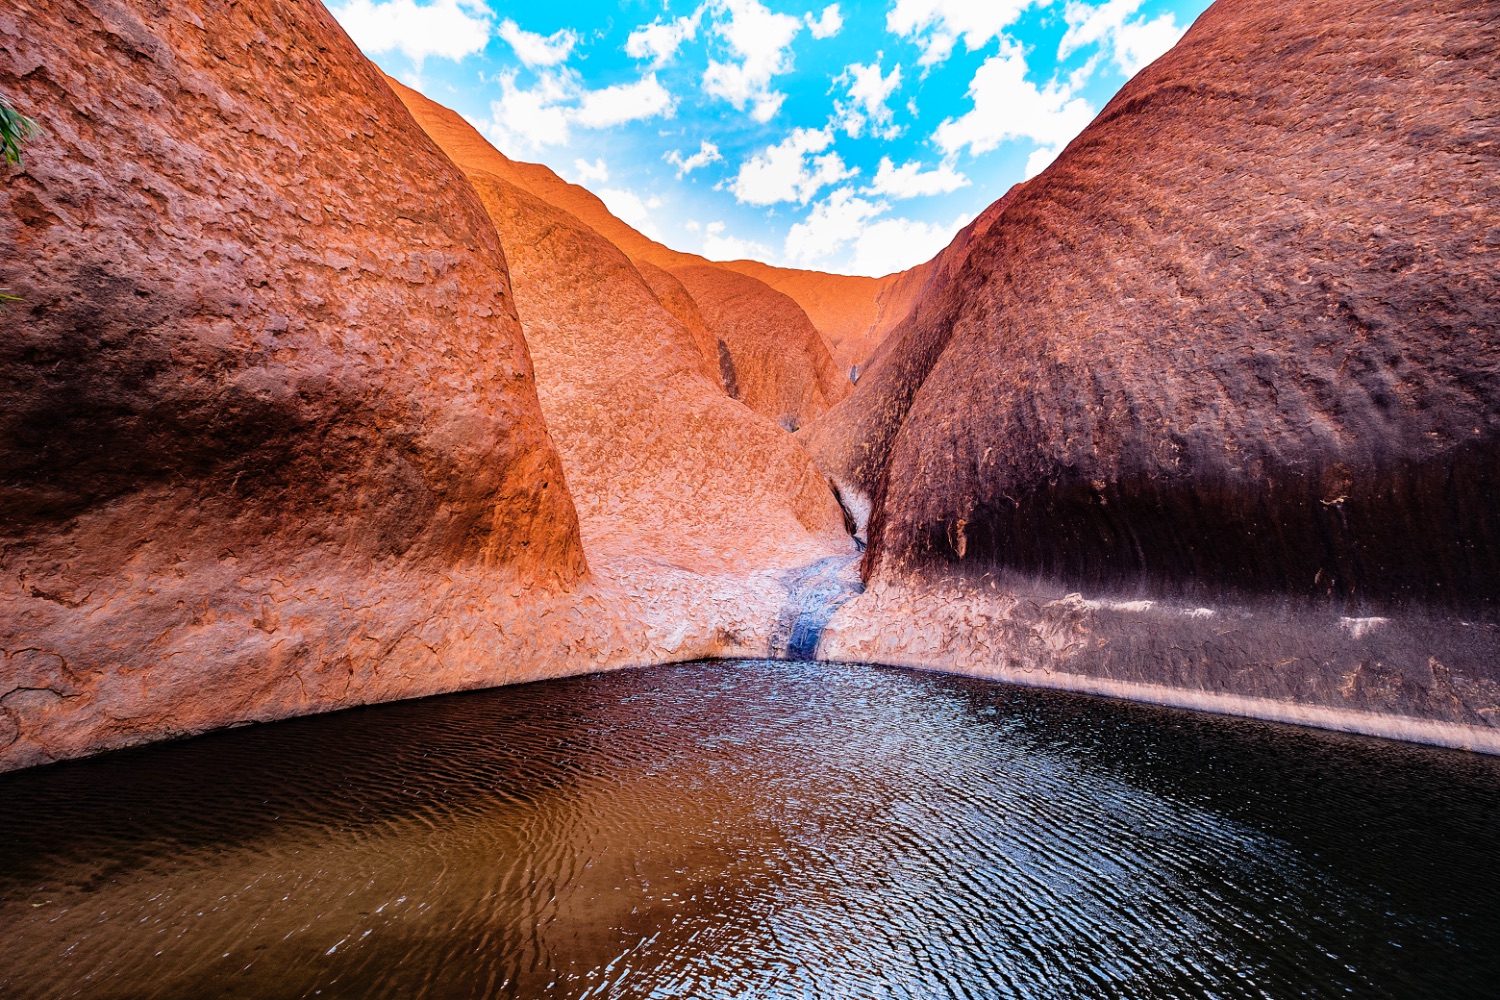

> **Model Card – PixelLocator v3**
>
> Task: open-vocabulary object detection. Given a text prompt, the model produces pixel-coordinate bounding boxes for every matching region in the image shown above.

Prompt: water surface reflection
[2,660,1497,998]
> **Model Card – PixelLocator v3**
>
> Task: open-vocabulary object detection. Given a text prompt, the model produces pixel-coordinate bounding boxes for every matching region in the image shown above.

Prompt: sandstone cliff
[812,0,1500,748]
[389,82,853,573]
[6,0,1499,771]
[383,79,900,373]
[669,264,852,431]
[0,0,610,771]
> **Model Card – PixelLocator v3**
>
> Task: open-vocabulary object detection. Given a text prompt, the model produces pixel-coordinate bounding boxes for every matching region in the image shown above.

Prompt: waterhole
[1,660,1496,998]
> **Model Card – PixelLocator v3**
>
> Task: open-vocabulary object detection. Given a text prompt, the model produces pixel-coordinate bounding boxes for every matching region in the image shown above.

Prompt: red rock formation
[808,0,1500,748]
[390,83,853,574]
[712,262,916,376]
[0,0,591,770]
[804,190,1019,540]
[633,260,723,384]
[831,0,1500,614]
[670,265,852,431]
[386,79,897,373]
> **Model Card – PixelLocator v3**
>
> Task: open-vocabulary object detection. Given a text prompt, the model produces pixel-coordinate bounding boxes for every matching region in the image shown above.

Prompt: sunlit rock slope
[388,81,853,574]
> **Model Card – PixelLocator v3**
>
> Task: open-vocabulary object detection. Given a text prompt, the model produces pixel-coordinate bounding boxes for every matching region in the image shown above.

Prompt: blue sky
[329,0,1214,276]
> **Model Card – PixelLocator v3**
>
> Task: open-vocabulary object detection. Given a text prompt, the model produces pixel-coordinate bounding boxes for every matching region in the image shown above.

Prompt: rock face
[804,191,1018,541]
[389,82,853,574]
[6,0,1498,771]
[830,0,1500,613]
[669,265,852,431]
[632,260,724,384]
[712,262,920,376]
[806,0,1500,751]
[0,0,592,769]
[384,82,887,377]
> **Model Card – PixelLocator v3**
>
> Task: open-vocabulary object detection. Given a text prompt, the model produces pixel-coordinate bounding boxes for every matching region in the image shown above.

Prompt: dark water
[2,661,1498,1000]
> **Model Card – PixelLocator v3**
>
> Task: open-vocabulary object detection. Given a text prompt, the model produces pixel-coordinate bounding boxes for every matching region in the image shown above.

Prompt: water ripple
[1,660,1497,999]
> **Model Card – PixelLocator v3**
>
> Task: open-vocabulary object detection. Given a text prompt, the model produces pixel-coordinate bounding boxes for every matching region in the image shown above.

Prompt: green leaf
[1,95,38,166]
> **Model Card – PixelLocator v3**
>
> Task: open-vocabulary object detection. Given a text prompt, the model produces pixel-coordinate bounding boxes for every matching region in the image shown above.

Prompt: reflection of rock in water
[771,556,864,660]
[7,661,1500,998]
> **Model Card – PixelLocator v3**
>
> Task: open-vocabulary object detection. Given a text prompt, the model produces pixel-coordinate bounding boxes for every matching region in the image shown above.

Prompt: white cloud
[702,220,777,262]
[1060,0,1139,56]
[834,57,903,140]
[498,18,578,68]
[932,40,1095,157]
[599,187,667,243]
[1061,0,1184,77]
[806,4,844,39]
[727,126,854,206]
[846,215,963,276]
[1112,13,1184,75]
[784,187,888,266]
[703,0,803,122]
[783,187,964,275]
[865,157,968,198]
[886,0,1036,67]
[484,69,677,153]
[666,140,724,178]
[573,74,675,128]
[1024,144,1061,179]
[485,70,576,150]
[569,157,610,184]
[626,8,705,68]
[329,0,492,65]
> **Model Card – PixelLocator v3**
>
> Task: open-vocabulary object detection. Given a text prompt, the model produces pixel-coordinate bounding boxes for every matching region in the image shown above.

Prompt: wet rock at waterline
[835,0,1500,612]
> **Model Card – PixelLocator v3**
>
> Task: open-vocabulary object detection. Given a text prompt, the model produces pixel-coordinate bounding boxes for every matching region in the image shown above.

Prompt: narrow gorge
[2,0,1497,779]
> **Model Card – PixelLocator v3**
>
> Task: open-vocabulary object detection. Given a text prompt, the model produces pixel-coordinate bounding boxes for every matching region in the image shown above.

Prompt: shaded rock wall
[844,0,1500,614]
[806,0,1500,753]
[804,190,1020,540]
[0,0,593,769]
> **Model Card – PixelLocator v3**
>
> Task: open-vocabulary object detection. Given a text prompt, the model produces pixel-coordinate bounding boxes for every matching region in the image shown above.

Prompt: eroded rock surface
[390,82,854,574]
[835,0,1500,612]
[804,191,1018,541]
[6,0,1499,772]
[670,265,852,432]
[805,0,1500,750]
[0,0,596,770]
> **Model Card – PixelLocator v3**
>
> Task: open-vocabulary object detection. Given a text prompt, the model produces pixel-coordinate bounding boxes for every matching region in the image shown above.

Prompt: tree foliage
[1,95,37,166]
